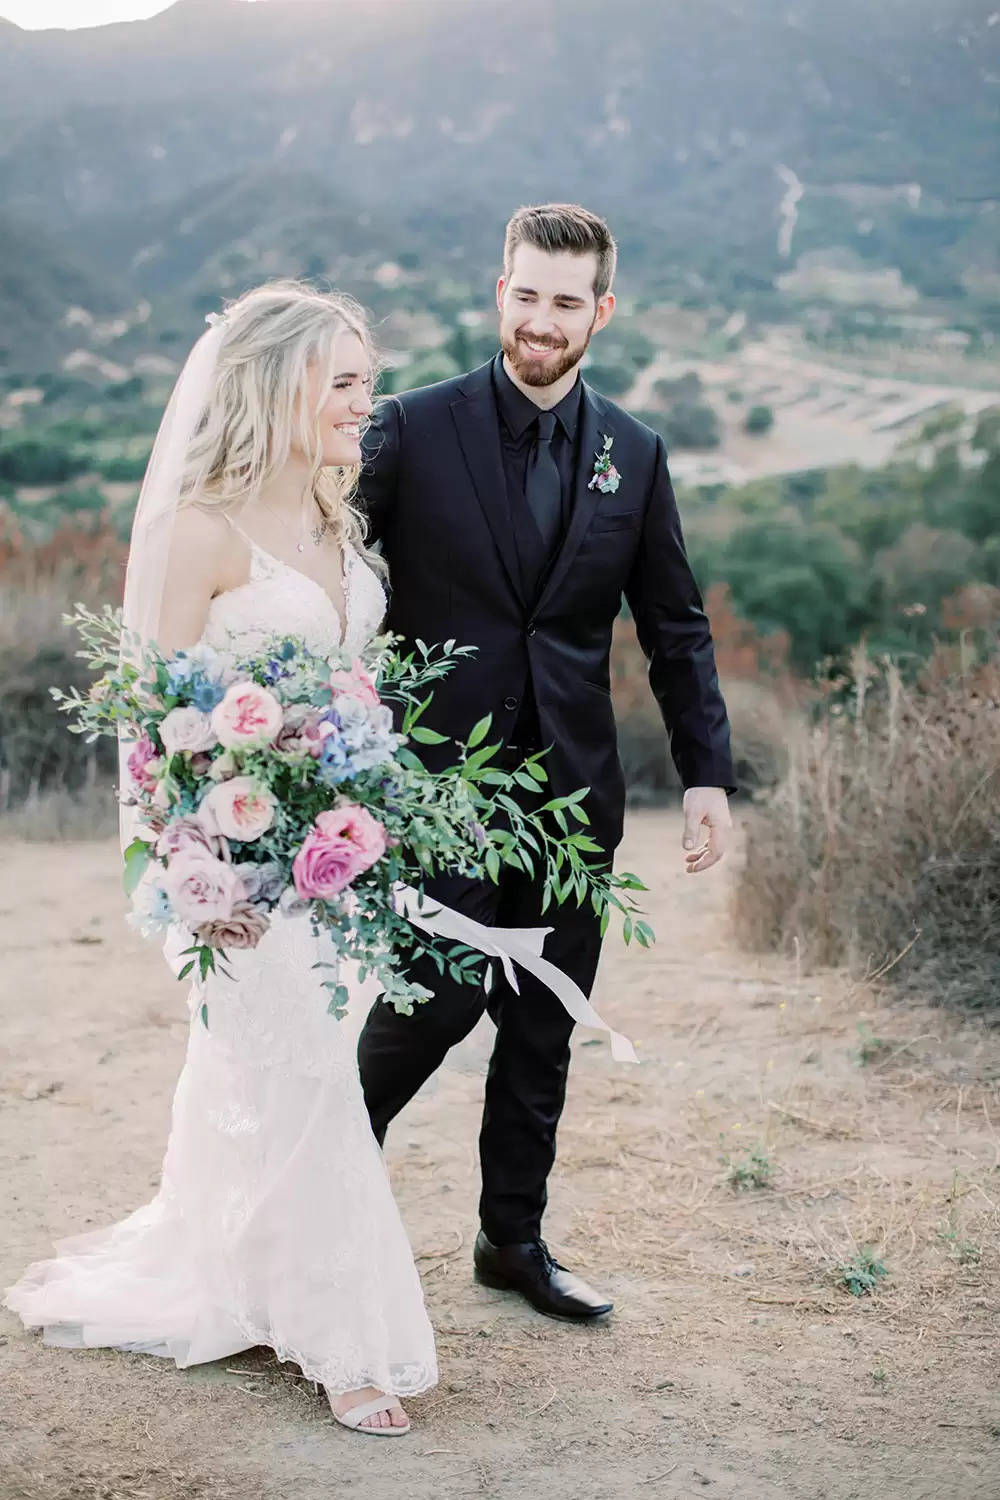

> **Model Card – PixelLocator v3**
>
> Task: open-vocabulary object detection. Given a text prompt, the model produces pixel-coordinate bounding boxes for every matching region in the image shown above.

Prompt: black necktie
[524,410,562,556]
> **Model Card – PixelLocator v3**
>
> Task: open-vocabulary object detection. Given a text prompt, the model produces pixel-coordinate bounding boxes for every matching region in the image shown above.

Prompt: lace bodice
[200,538,386,660]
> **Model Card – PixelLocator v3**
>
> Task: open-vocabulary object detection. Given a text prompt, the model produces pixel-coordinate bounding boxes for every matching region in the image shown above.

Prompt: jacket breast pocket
[589,509,640,534]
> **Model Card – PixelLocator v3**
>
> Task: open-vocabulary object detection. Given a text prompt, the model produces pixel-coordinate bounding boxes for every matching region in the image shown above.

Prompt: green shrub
[106,375,145,402]
[663,399,721,450]
[654,371,704,404]
[97,453,150,482]
[745,404,774,435]
[583,361,634,398]
[0,437,88,485]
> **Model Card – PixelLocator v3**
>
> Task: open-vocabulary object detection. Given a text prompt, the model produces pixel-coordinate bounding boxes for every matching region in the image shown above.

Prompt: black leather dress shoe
[473,1231,613,1321]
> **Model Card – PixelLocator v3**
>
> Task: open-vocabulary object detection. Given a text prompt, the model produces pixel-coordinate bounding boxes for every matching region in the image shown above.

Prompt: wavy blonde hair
[179,280,379,564]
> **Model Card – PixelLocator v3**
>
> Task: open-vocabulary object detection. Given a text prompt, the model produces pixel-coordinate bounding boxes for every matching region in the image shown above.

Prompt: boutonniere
[588,434,621,494]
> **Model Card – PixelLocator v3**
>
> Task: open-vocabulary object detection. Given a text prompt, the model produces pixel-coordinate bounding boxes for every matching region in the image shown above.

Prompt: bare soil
[2,810,999,1500]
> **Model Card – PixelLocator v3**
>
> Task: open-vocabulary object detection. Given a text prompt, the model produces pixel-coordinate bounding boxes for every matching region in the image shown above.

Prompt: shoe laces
[529,1239,560,1275]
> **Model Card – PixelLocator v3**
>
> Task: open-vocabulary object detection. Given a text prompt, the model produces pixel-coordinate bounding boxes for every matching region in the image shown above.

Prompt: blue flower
[317,732,359,784]
[165,643,229,709]
[189,676,226,712]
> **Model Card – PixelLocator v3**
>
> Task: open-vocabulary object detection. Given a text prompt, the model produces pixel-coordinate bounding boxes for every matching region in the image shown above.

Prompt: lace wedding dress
[4,539,439,1401]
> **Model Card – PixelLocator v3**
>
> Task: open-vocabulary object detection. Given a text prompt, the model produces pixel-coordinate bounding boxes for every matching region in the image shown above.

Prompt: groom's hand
[681,787,732,873]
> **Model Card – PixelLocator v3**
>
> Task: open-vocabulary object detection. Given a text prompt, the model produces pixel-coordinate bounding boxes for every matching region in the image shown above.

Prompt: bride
[3,282,436,1436]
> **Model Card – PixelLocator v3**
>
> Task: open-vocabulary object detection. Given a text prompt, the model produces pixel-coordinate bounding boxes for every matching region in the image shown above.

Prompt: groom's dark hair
[503,204,618,303]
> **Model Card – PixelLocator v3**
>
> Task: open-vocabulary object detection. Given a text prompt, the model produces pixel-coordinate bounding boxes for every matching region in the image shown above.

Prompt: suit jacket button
[526,622,537,637]
[503,695,519,711]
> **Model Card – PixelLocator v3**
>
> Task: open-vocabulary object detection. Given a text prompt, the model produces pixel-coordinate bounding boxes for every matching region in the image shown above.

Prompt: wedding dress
[4,538,439,1401]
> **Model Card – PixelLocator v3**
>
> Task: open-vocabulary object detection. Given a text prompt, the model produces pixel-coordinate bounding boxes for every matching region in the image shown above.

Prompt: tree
[583,362,634,399]
[654,371,703,404]
[711,514,867,672]
[745,404,774,435]
[0,437,88,485]
[874,524,977,637]
[663,400,721,450]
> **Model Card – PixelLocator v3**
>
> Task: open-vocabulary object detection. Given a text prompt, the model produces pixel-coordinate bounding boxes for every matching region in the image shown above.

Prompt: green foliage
[583,362,634,399]
[683,413,1000,675]
[55,608,654,1014]
[0,436,88,485]
[744,404,774,435]
[654,371,703,404]
[852,1021,891,1066]
[633,401,721,451]
[106,375,145,402]
[636,373,721,449]
[705,513,866,672]
[835,1247,889,1297]
[662,399,721,450]
[393,351,462,393]
[725,1146,773,1190]
[97,453,150,482]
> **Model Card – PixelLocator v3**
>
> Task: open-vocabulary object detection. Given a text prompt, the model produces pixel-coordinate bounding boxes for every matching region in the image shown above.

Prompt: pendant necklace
[261,499,330,553]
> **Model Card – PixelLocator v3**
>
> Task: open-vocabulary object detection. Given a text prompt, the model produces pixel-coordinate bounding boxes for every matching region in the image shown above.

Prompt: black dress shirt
[491,354,583,749]
[492,353,583,551]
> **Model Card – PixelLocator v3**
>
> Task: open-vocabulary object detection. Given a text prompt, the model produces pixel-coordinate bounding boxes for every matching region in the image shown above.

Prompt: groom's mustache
[515,333,568,351]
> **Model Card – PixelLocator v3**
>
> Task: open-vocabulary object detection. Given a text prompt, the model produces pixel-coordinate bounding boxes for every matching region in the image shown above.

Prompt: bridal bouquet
[55,607,651,1021]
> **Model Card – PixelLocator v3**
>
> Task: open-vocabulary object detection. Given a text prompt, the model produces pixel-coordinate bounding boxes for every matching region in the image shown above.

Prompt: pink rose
[292,831,361,900]
[161,853,245,925]
[156,815,230,864]
[127,734,161,794]
[210,681,283,749]
[160,706,218,756]
[315,805,387,870]
[198,777,277,842]
[291,804,386,901]
[329,658,381,710]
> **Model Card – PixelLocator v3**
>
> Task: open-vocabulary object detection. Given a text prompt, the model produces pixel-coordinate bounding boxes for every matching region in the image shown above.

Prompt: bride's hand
[681,787,732,873]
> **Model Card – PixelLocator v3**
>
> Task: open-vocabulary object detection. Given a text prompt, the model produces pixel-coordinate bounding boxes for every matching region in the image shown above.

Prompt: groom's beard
[501,324,594,388]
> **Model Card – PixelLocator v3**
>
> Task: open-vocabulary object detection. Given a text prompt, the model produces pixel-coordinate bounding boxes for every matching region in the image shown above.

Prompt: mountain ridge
[0,0,996,371]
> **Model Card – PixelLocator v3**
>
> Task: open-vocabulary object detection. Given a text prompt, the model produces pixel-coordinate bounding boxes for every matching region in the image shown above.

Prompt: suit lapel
[535,383,612,613]
[450,364,526,608]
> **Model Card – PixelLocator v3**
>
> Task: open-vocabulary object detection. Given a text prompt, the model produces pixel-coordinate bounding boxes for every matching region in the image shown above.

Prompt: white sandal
[329,1391,410,1437]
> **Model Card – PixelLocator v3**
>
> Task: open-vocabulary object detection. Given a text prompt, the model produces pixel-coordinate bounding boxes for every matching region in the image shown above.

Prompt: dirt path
[2,810,999,1500]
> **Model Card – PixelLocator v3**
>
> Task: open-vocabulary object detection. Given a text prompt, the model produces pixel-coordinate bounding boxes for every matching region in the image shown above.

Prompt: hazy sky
[0,1,252,27]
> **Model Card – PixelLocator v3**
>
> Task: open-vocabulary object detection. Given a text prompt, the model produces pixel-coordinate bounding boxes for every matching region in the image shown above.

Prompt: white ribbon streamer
[396,884,638,1064]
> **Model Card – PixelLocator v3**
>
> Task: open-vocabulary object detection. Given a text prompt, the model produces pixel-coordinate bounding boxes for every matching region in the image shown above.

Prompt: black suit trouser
[357,830,605,1245]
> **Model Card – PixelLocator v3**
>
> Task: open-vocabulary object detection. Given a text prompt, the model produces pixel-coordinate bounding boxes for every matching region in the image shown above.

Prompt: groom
[358,203,735,1320]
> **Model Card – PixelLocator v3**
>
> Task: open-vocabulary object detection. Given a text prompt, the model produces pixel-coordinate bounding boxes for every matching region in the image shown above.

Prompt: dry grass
[0,514,124,831]
[733,653,1000,1010]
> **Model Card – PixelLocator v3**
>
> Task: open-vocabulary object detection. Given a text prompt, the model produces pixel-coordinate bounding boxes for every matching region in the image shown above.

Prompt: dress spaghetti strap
[219,510,256,548]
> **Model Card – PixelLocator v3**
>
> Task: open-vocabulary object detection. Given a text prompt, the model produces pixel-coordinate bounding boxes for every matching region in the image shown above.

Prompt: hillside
[0,0,997,371]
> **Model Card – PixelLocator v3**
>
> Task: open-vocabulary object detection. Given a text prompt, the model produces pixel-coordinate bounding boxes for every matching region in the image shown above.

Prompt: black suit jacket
[359,359,735,855]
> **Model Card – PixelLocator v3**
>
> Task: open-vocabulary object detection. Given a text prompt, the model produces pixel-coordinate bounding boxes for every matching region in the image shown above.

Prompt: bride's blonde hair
[179,280,379,564]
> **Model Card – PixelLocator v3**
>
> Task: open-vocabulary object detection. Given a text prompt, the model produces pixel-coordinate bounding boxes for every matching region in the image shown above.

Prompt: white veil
[119,322,225,851]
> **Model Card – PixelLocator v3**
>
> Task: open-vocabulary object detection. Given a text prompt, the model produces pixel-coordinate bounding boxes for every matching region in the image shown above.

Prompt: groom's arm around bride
[356,202,735,1322]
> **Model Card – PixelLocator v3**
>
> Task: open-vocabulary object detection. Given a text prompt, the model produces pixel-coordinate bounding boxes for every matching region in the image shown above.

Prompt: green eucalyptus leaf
[122,838,152,897]
[465,714,493,749]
